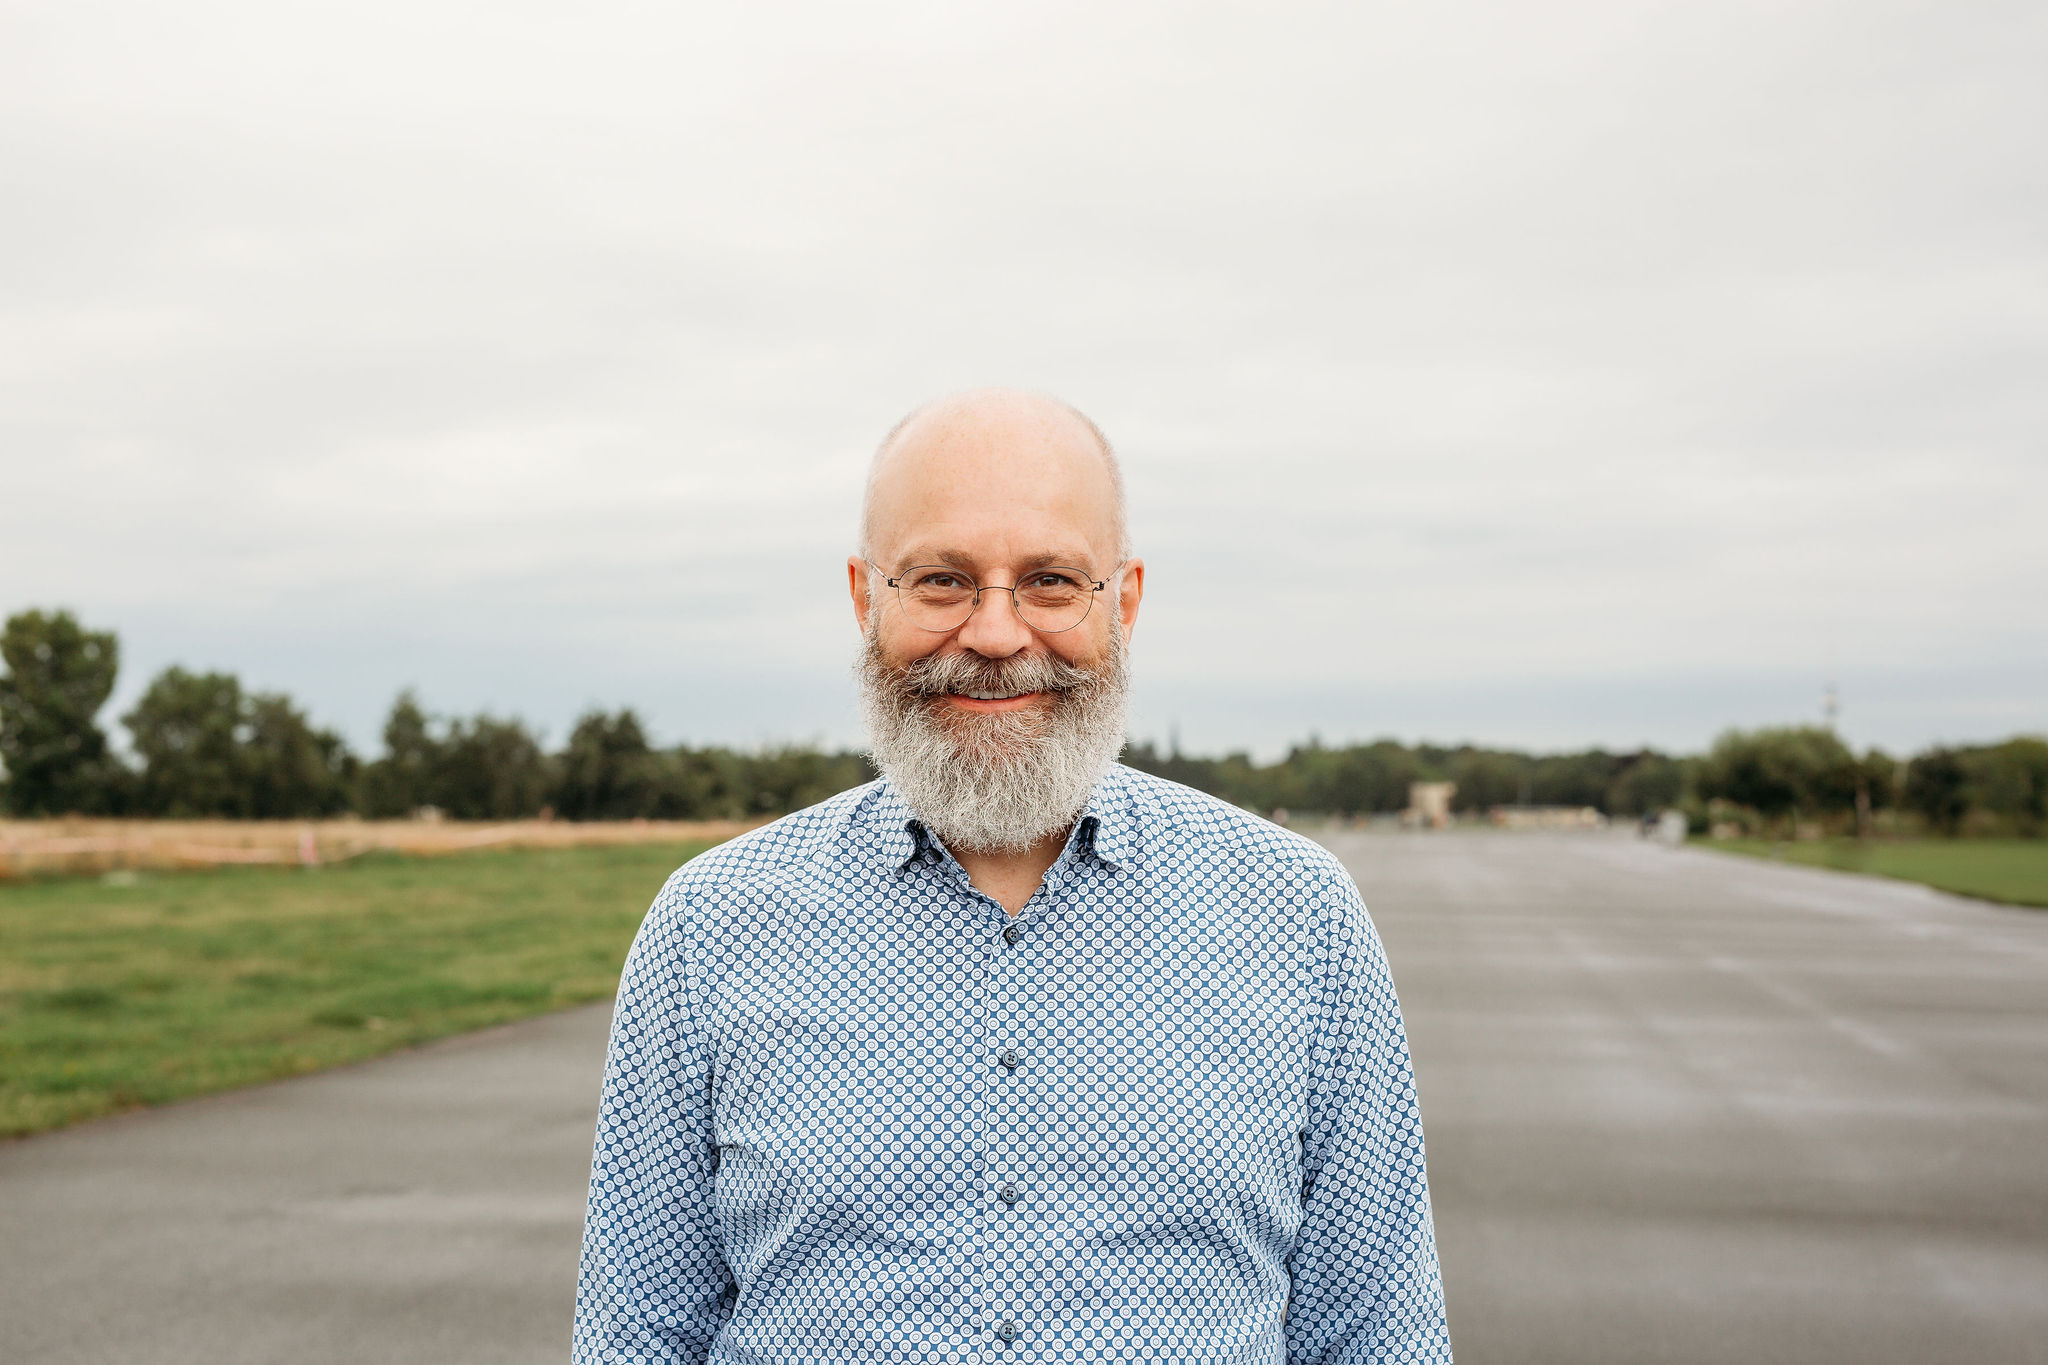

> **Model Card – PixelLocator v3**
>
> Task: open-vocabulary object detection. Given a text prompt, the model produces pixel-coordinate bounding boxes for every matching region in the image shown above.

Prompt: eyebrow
[888,547,1102,577]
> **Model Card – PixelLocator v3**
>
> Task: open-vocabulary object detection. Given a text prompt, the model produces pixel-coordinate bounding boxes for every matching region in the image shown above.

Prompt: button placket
[989,906,1031,1350]
[963,892,999,1355]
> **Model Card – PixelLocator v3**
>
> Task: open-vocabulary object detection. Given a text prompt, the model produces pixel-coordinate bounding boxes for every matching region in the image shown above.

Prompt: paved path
[2,833,2044,1363]
[1331,831,2048,1365]
[0,1005,610,1364]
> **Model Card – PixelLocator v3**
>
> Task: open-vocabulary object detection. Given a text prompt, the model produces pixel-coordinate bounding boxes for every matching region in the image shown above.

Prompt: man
[573,390,1450,1362]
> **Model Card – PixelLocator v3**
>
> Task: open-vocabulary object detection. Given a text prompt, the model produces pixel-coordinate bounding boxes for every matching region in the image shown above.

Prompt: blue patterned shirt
[574,765,1450,1363]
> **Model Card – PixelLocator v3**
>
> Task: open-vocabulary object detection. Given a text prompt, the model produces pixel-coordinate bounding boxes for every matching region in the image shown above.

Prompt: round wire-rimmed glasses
[870,561,1119,634]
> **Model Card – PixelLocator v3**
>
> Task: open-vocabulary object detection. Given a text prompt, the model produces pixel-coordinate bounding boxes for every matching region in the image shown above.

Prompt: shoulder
[1110,766,1386,1011]
[625,780,885,963]
[674,781,878,882]
[617,781,887,1002]
[1110,764,1361,908]
[656,779,883,907]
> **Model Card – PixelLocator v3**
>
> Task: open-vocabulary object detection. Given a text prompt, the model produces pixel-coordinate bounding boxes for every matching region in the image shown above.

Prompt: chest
[701,887,1323,1242]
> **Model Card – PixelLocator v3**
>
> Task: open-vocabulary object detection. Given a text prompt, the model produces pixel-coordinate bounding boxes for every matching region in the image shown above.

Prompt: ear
[1116,558,1145,636]
[849,556,875,635]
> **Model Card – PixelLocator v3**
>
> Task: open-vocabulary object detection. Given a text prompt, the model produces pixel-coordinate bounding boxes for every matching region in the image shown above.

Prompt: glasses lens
[1013,569,1094,633]
[898,567,976,630]
[891,565,1099,632]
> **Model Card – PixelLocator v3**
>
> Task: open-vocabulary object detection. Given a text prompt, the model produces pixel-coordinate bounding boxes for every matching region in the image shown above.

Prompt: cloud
[3,0,2044,756]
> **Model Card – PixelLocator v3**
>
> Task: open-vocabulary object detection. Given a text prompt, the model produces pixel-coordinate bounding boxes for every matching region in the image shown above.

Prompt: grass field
[0,840,714,1139]
[1710,838,2048,909]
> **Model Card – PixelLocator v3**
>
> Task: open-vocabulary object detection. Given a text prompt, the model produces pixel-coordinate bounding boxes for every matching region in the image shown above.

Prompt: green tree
[1962,737,2048,835]
[739,745,876,815]
[553,709,663,820]
[1529,749,1625,809]
[433,714,550,819]
[641,746,728,819]
[1448,748,1525,812]
[1696,726,1860,827]
[1903,747,1970,835]
[357,691,438,817]
[123,668,249,816]
[356,694,553,820]
[241,692,355,817]
[0,609,122,814]
[1606,752,1687,816]
[1854,749,1898,809]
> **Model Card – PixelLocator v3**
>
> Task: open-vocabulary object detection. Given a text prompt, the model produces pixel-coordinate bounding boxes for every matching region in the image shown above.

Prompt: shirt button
[999,1047,1021,1070]
[997,1181,1019,1205]
[997,1321,1020,1344]
[1003,924,1022,946]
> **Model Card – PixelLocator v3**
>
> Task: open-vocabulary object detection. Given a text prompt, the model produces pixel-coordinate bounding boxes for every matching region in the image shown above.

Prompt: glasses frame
[868,560,1123,635]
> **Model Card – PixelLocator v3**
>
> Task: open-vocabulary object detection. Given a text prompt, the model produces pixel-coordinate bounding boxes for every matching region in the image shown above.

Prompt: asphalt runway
[0,1005,608,1365]
[1331,830,2048,1365]
[2,832,2044,1364]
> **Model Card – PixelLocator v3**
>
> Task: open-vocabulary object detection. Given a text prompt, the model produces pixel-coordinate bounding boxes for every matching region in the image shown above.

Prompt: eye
[903,568,973,593]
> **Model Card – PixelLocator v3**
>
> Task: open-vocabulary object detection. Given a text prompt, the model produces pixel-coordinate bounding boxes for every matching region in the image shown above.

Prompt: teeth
[957,689,1027,701]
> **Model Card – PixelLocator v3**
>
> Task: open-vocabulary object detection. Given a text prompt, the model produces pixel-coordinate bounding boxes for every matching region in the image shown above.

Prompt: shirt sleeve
[573,880,737,1364]
[1285,873,1453,1364]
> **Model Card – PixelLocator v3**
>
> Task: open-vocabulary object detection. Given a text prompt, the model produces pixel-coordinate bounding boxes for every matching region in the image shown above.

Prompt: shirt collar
[1073,767,1137,872]
[863,765,1137,876]
[861,781,924,873]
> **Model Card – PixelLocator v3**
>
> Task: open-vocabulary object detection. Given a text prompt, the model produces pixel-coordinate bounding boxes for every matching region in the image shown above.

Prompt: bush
[1904,748,1970,836]
[1696,727,1860,830]
[1962,738,2048,835]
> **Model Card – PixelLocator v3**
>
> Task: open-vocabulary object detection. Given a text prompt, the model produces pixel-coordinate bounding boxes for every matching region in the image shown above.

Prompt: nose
[953,586,1035,658]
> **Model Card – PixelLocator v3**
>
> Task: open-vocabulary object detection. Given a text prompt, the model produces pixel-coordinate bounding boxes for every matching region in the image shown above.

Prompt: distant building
[1406,782,1456,829]
[1489,805,1606,831]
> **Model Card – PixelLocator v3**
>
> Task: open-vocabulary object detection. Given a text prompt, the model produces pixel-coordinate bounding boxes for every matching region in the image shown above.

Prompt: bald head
[859,389,1129,567]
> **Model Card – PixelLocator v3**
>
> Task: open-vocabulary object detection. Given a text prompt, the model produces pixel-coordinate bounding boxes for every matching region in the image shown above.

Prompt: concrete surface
[2,832,2044,1363]
[1329,831,2048,1365]
[0,1005,609,1365]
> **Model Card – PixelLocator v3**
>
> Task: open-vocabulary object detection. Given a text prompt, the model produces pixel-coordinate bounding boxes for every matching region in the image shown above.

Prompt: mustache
[894,647,1103,700]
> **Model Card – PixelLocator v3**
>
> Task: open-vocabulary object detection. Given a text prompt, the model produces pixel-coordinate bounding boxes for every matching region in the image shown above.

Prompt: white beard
[856,621,1129,855]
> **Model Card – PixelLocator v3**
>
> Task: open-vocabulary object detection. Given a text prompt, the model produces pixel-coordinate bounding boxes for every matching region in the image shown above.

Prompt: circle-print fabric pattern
[573,765,1451,1363]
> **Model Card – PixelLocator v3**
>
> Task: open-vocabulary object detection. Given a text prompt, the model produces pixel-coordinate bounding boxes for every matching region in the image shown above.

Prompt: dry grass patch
[0,816,753,880]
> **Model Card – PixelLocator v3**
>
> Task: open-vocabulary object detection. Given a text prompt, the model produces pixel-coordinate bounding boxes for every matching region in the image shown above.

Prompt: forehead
[866,400,1120,570]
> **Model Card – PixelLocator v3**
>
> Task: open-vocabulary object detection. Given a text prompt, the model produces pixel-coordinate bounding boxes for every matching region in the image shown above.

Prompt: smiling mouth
[951,688,1037,701]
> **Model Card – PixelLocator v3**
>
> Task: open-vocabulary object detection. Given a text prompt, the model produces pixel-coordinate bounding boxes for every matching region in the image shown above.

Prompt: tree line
[1123,727,2048,836]
[0,609,872,821]
[3,608,2043,834]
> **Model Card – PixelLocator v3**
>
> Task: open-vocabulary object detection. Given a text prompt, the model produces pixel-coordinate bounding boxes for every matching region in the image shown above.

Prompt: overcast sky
[4,0,2043,760]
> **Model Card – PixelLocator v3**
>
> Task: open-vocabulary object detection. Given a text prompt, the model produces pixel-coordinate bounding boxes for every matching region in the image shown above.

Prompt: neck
[947,825,1072,916]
